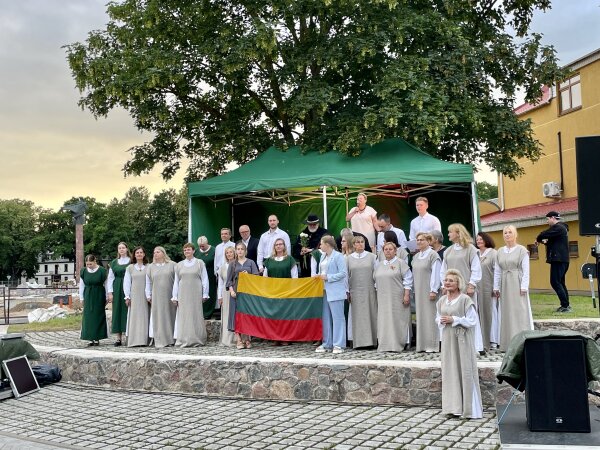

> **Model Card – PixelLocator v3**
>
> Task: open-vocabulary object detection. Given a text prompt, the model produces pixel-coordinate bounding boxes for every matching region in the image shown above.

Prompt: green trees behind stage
[0,187,188,283]
[66,0,562,182]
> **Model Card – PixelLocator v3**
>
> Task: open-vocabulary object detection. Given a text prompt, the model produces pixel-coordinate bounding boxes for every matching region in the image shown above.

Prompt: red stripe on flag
[235,312,322,342]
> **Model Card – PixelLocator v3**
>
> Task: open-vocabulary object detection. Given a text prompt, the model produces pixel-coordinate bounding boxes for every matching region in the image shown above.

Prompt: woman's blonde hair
[320,235,336,250]
[503,225,518,239]
[444,268,466,292]
[153,246,171,263]
[270,238,289,258]
[224,246,236,261]
[340,230,354,255]
[448,223,472,248]
[416,232,433,244]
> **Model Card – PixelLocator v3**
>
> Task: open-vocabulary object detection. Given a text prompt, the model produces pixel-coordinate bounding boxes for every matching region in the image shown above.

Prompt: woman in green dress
[195,236,217,320]
[79,254,108,346]
[107,242,131,346]
[263,238,298,346]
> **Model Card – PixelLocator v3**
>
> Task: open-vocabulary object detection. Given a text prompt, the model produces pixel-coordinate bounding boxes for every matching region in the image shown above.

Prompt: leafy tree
[145,187,188,260]
[66,0,563,181]
[35,209,75,260]
[0,199,43,282]
[476,181,499,201]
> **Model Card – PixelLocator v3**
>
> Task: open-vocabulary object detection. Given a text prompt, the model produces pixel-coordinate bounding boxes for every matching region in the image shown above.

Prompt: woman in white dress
[123,246,150,347]
[436,269,483,419]
[218,246,237,346]
[347,235,377,349]
[374,242,413,352]
[345,192,379,250]
[493,225,533,351]
[172,243,209,347]
[146,246,177,348]
[476,232,499,351]
[412,232,441,353]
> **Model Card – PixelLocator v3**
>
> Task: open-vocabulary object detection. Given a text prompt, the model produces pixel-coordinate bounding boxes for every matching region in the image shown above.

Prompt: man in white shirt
[214,228,235,276]
[257,215,291,271]
[376,213,408,253]
[409,196,442,241]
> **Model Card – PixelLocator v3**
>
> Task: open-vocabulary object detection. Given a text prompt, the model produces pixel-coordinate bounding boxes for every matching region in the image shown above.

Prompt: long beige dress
[496,245,533,350]
[218,262,236,346]
[436,293,483,418]
[478,248,498,350]
[374,258,413,352]
[174,259,208,347]
[147,261,177,348]
[347,252,377,348]
[412,248,441,352]
[126,264,150,347]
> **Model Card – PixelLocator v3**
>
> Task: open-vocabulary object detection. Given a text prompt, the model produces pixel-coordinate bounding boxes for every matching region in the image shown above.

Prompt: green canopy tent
[188,138,477,246]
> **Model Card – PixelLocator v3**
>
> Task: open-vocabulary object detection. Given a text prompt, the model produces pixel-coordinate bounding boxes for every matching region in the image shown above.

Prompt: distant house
[35,257,75,286]
[481,48,600,292]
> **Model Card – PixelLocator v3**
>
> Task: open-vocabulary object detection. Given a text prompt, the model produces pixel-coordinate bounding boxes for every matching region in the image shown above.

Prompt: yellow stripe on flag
[237,272,323,299]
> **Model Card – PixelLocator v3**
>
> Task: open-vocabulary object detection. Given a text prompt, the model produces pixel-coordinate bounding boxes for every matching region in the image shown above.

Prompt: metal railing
[1,286,79,325]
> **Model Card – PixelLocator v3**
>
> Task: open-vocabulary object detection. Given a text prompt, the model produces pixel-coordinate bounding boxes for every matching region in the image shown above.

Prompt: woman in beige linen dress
[476,232,499,350]
[217,247,237,346]
[172,243,209,347]
[412,232,441,353]
[124,246,150,347]
[146,246,177,348]
[493,225,533,351]
[374,242,413,352]
[436,269,483,419]
[347,235,377,349]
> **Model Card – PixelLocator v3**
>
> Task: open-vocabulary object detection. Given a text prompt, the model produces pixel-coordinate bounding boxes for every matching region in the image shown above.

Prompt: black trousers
[550,262,570,308]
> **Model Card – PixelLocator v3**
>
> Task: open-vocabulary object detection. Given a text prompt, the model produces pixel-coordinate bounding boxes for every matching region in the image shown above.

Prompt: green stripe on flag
[236,293,322,321]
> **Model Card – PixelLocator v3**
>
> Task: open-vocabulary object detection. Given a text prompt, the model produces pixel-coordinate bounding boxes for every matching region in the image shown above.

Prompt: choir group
[78,194,534,419]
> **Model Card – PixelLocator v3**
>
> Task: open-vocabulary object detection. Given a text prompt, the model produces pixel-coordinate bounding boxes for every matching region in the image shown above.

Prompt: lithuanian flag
[235,272,324,341]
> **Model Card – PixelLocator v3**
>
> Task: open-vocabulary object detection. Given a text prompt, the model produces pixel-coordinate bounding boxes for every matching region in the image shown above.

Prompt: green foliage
[476,181,498,201]
[66,0,563,181]
[0,199,44,281]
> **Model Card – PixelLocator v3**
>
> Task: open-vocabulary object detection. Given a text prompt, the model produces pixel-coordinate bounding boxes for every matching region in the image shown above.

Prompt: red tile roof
[481,197,578,226]
[514,85,552,116]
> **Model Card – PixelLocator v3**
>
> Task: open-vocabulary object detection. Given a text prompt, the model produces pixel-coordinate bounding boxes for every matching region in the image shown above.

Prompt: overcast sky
[0,0,599,208]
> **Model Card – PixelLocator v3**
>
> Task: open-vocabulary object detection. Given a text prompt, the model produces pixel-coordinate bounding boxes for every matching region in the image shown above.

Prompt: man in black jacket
[292,214,328,277]
[536,211,571,312]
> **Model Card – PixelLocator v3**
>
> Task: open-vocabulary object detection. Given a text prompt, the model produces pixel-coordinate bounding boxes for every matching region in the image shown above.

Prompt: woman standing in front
[436,269,483,419]
[80,254,108,346]
[263,238,298,279]
[217,246,237,346]
[493,225,533,351]
[146,246,177,348]
[314,235,348,354]
[440,223,484,353]
[172,243,209,347]
[412,232,441,353]
[347,235,377,349]
[374,242,413,352]
[107,242,131,346]
[476,231,499,351]
[123,246,150,347]
[226,242,260,349]
[195,236,217,320]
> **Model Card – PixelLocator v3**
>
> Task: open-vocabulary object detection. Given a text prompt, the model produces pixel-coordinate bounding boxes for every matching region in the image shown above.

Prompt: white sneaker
[332,346,344,354]
[490,343,498,350]
[315,345,331,353]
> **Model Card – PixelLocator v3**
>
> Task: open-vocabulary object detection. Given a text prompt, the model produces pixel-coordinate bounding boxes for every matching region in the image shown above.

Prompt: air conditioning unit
[542,181,561,198]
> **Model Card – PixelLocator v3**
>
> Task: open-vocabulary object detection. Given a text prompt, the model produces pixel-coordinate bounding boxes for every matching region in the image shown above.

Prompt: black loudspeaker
[576,136,600,235]
[524,338,590,432]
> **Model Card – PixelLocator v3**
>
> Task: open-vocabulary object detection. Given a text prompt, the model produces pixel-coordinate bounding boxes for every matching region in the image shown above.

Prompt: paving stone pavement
[0,384,500,449]
[25,331,505,362]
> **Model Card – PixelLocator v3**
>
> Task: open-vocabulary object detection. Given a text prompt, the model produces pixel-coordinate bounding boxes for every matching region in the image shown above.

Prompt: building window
[569,241,579,258]
[64,264,68,272]
[559,74,582,114]
[44,277,48,285]
[527,244,539,260]
[44,264,48,273]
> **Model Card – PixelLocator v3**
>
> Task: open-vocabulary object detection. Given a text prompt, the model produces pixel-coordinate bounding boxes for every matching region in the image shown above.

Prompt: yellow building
[481,48,600,293]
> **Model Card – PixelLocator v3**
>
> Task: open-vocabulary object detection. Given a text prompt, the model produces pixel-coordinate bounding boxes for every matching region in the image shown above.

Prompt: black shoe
[114,340,122,347]
[87,341,97,347]
[557,306,572,313]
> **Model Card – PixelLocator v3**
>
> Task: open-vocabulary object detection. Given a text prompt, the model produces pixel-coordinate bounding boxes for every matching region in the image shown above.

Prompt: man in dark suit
[292,214,328,277]
[238,224,260,264]
[536,211,570,312]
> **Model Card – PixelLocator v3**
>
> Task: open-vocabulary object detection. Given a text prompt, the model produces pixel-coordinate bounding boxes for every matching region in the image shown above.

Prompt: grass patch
[7,314,83,333]
[530,293,599,320]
